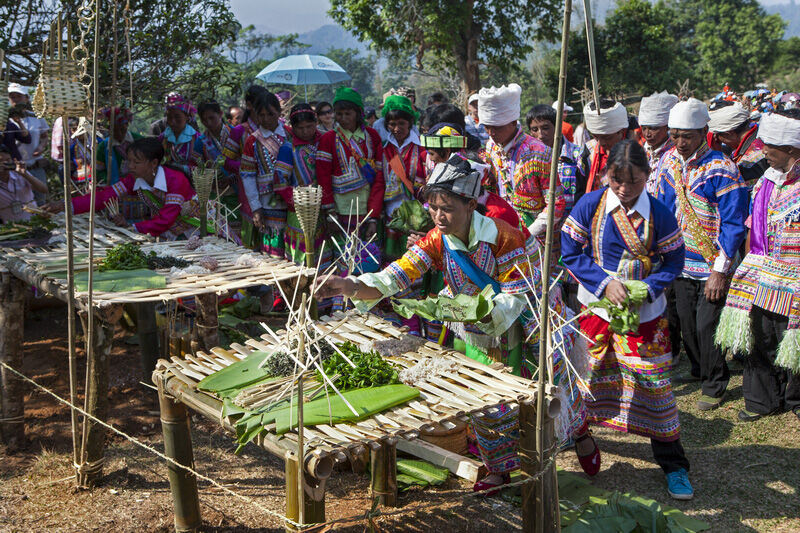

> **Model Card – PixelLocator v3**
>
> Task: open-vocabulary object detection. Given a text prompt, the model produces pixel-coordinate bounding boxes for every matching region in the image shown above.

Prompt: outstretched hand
[313,276,356,300]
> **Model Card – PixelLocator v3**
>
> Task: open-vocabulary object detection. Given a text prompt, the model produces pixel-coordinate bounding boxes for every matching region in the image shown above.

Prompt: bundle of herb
[589,280,650,335]
[99,242,192,271]
[318,341,399,390]
[387,200,434,233]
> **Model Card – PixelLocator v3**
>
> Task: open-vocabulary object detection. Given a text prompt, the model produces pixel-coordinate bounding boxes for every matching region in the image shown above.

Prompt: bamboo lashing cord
[0,359,560,532]
[534,0,573,530]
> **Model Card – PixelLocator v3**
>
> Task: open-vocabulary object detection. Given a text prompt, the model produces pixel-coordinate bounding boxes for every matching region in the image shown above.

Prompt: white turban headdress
[583,102,628,135]
[708,102,751,133]
[638,91,679,127]
[478,84,521,126]
[668,98,709,130]
[757,112,800,149]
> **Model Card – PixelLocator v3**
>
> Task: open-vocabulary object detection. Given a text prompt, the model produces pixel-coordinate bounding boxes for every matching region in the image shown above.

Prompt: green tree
[328,0,562,94]
[692,0,785,92]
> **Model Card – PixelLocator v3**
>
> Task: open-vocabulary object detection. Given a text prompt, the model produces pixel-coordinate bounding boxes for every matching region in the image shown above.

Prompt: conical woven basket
[293,186,323,236]
[32,58,89,118]
[192,166,216,208]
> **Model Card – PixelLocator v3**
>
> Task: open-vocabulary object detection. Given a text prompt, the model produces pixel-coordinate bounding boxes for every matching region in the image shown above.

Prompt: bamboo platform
[152,310,560,531]
[3,236,314,305]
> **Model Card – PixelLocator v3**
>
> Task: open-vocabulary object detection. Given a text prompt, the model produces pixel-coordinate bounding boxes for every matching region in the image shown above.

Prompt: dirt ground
[1,303,799,532]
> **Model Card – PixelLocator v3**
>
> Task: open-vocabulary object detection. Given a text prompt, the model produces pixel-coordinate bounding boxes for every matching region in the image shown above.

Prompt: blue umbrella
[256,54,351,101]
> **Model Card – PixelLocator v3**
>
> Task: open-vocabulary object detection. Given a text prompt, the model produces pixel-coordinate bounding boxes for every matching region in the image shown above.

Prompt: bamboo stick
[582,0,601,113]
[0,271,26,449]
[530,0,572,530]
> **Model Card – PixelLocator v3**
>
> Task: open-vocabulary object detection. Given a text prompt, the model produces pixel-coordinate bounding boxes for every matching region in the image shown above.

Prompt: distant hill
[296,24,370,55]
[764,1,800,37]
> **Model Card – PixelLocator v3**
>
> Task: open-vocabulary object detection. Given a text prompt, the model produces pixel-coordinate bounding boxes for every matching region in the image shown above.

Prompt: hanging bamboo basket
[292,186,323,236]
[32,58,89,118]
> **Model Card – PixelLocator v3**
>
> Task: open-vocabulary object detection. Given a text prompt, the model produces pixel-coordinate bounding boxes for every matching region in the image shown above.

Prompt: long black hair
[126,136,165,163]
[289,103,317,127]
[243,85,268,122]
[253,91,281,115]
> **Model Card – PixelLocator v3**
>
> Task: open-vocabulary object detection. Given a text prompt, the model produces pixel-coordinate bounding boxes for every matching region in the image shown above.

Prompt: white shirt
[577,189,667,323]
[18,112,49,165]
[0,171,35,222]
[133,166,167,192]
[386,129,421,151]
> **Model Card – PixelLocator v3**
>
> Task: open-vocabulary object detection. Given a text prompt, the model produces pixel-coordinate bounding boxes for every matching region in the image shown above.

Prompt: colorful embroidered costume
[482,127,563,240]
[71,166,200,239]
[654,143,748,278]
[730,125,769,187]
[562,187,686,441]
[644,138,675,195]
[239,124,293,257]
[356,212,587,473]
[717,161,800,374]
[159,125,205,179]
[558,136,585,217]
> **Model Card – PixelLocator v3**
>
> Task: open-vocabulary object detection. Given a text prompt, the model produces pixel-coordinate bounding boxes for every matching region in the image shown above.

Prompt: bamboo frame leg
[284,452,327,532]
[135,302,159,380]
[159,390,202,533]
[370,438,398,507]
[76,311,115,488]
[195,293,218,350]
[0,271,26,449]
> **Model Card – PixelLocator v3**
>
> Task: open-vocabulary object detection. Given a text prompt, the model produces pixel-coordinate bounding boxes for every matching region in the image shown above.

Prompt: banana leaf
[387,199,434,233]
[55,269,167,292]
[197,350,278,398]
[396,459,449,491]
[392,284,495,323]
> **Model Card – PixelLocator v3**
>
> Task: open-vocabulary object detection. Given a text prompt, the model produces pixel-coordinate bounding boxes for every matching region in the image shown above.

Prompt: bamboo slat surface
[153,311,545,462]
[1,213,314,305]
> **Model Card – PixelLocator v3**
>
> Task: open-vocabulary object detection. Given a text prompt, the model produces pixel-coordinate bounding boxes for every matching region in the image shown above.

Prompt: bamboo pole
[0,270,26,449]
[582,0,601,112]
[295,292,308,526]
[79,0,103,480]
[531,0,572,531]
[195,293,219,350]
[135,302,159,380]
[159,389,201,532]
[57,15,82,477]
[370,438,398,507]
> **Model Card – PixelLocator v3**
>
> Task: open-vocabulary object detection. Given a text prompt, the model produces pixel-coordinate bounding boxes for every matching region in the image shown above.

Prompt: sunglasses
[317,109,333,115]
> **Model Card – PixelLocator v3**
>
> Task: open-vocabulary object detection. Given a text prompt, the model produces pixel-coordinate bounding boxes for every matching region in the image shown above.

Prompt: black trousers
[673,277,730,398]
[651,438,690,474]
[745,307,800,414]
[665,285,682,360]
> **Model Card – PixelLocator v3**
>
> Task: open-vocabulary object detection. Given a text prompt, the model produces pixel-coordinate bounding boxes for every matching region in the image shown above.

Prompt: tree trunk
[454,1,481,96]
[0,271,26,450]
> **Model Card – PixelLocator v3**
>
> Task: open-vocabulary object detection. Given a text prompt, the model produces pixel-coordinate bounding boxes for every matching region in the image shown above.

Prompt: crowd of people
[2,77,800,505]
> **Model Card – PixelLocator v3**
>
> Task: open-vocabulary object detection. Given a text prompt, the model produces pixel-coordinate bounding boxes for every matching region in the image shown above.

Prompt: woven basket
[32,58,89,118]
[192,166,216,207]
[292,186,323,236]
[0,80,8,128]
[420,419,468,455]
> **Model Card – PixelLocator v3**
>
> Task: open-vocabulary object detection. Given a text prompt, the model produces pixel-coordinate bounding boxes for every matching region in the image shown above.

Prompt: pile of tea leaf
[99,242,191,271]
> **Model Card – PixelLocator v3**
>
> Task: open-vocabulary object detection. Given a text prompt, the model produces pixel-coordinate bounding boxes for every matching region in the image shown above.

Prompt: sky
[230,0,334,34]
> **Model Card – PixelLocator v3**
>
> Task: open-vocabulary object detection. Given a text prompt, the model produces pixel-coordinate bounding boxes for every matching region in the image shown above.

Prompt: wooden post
[159,389,201,533]
[370,438,398,507]
[195,293,218,351]
[76,309,117,488]
[521,398,559,533]
[0,270,26,449]
[135,302,159,380]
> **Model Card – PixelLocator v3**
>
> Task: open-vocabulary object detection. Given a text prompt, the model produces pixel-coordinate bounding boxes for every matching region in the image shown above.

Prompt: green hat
[333,87,363,110]
[381,94,419,121]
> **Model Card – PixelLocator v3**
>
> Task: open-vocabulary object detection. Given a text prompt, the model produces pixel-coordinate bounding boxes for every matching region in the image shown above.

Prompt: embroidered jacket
[558,136,584,217]
[731,125,768,187]
[483,127,563,235]
[644,138,675,195]
[357,212,537,341]
[159,126,205,178]
[382,132,427,217]
[273,130,322,209]
[655,144,748,278]
[71,166,199,238]
[316,125,385,217]
[561,187,685,321]
[240,127,293,215]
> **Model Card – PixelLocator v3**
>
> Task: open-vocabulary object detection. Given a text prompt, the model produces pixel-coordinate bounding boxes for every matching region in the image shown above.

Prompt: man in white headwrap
[638,91,679,194]
[578,99,629,204]
[464,93,488,146]
[480,84,564,254]
[655,98,749,411]
[716,108,800,423]
[708,100,768,187]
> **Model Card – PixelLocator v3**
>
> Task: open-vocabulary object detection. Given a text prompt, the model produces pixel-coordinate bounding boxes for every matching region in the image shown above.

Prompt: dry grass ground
[1,305,798,531]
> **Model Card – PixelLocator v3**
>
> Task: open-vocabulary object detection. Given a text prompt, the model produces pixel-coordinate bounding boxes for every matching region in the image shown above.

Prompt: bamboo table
[0,216,314,487]
[152,311,561,532]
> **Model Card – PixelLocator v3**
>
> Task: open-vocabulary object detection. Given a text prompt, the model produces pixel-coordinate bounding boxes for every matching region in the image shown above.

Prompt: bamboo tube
[530,0,572,530]
[158,390,201,532]
[370,438,398,507]
[295,293,308,526]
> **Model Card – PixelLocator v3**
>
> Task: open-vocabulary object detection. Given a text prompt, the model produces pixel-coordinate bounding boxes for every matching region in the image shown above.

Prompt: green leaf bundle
[386,200,434,233]
[588,280,650,335]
